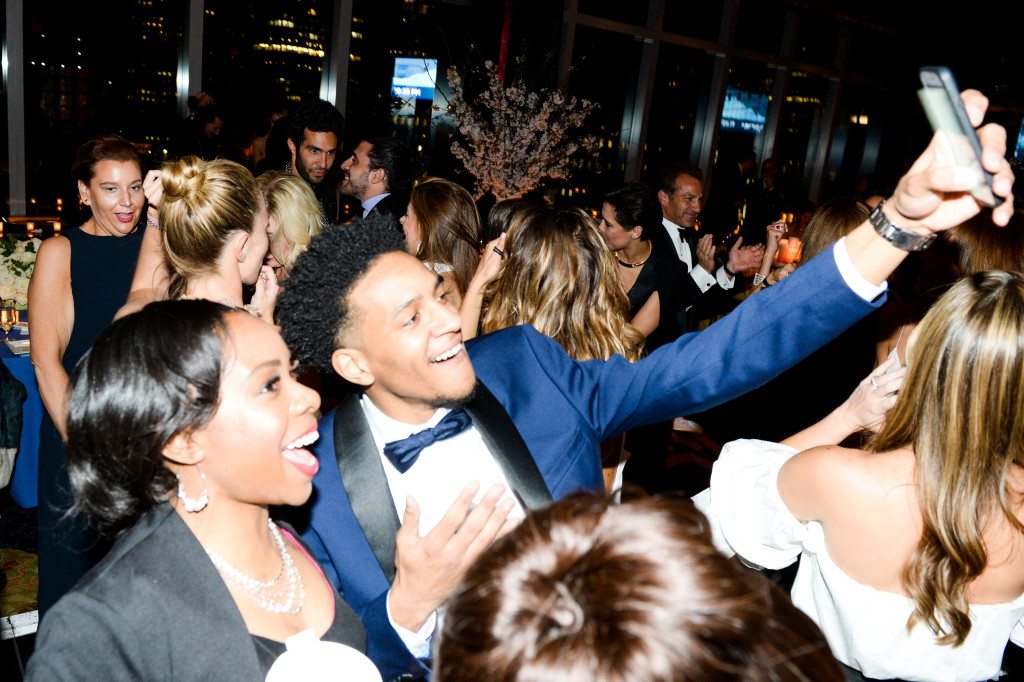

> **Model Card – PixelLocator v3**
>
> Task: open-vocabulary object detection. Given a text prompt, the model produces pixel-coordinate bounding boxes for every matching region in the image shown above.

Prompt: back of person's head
[160,156,260,298]
[193,104,223,129]
[950,210,1024,275]
[256,116,294,175]
[483,198,544,244]
[481,207,643,362]
[410,177,481,296]
[66,299,233,537]
[71,134,142,186]
[365,135,418,197]
[870,270,1024,645]
[278,213,407,372]
[798,197,869,263]
[603,182,663,240]
[656,162,703,196]
[288,99,345,149]
[257,170,325,270]
[437,493,844,682]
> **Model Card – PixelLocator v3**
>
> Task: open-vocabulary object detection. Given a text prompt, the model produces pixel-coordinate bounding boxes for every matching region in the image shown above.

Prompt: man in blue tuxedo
[277,91,1014,681]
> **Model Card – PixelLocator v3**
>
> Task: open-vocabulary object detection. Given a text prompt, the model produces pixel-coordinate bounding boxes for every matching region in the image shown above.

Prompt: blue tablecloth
[2,318,40,508]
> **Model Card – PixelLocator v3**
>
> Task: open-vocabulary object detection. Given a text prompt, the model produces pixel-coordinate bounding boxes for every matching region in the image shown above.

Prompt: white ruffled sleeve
[1012,617,1024,648]
[693,439,807,570]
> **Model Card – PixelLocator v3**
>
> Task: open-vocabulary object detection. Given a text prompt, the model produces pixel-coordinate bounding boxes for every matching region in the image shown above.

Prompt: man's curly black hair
[287,99,345,150]
[278,212,406,371]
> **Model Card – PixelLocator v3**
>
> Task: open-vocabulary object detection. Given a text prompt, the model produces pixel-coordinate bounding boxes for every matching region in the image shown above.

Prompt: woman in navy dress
[28,135,148,615]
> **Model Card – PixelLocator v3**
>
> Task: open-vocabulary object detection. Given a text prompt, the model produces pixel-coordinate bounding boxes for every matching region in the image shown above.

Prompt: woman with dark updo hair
[28,134,148,614]
[27,300,379,681]
[437,492,844,681]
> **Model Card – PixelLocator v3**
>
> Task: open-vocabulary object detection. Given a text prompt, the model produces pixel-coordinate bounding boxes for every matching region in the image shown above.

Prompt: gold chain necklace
[616,241,652,269]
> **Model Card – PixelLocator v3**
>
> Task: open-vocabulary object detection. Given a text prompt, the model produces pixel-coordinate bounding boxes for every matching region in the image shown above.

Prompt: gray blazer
[26,503,365,681]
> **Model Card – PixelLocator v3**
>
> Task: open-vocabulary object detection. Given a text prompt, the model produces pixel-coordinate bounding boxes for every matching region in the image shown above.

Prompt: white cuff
[715,266,736,290]
[689,264,718,292]
[833,237,887,302]
[385,590,437,659]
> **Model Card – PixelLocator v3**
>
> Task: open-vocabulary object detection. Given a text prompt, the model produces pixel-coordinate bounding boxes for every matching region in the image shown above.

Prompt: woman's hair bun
[161,155,208,203]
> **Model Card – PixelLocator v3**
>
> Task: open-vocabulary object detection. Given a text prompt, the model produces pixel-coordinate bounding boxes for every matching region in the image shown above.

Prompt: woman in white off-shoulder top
[697,271,1024,682]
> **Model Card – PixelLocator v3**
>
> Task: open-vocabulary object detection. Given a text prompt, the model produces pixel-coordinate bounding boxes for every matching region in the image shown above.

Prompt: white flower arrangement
[0,237,41,308]
[446,61,599,201]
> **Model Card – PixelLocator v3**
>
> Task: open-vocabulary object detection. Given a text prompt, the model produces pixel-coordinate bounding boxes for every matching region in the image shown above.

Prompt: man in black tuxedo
[651,163,763,332]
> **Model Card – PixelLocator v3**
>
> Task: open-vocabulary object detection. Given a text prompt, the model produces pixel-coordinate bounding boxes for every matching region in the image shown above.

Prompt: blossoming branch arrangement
[0,237,41,307]
[446,60,599,201]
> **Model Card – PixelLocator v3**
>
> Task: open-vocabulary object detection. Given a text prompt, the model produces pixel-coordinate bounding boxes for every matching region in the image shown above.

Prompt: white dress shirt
[359,395,526,656]
[361,192,390,218]
[661,216,735,292]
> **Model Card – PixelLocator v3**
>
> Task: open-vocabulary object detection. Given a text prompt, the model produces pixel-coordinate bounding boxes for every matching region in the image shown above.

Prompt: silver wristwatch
[869,201,937,251]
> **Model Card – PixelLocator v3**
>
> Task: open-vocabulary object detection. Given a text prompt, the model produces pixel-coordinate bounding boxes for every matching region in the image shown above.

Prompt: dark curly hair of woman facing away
[66,299,230,538]
[277,212,407,372]
[437,493,845,682]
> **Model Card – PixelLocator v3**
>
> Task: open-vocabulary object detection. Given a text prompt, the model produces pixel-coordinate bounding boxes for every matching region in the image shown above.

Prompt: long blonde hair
[482,207,642,362]
[869,270,1024,645]
[160,156,260,299]
[257,170,325,269]
[410,177,481,298]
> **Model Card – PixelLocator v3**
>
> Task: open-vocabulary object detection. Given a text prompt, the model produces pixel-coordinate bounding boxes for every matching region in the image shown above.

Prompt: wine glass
[0,299,19,344]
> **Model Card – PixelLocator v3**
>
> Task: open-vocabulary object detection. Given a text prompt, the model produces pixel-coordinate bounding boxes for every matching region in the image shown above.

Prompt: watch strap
[869,201,937,251]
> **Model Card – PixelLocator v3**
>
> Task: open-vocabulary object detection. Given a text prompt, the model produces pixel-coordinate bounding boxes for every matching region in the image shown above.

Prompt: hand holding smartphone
[918,66,999,207]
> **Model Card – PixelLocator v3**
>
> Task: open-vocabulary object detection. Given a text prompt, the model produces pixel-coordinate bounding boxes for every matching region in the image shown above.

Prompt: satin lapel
[333,394,401,582]
[465,382,552,510]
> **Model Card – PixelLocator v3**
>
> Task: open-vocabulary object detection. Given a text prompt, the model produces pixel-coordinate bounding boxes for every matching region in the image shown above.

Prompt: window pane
[565,25,645,199]
[24,1,182,225]
[846,28,895,81]
[203,0,333,167]
[825,83,883,198]
[643,44,715,178]
[734,0,788,56]
[774,71,829,205]
[663,2,722,42]
[793,12,838,67]
[578,0,648,27]
[705,59,777,238]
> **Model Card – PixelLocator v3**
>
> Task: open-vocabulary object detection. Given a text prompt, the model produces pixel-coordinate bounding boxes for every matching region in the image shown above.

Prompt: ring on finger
[493,246,504,257]
[870,375,880,389]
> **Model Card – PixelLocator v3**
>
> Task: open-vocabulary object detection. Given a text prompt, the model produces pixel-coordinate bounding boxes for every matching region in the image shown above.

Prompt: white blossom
[446,62,598,201]
[0,237,40,305]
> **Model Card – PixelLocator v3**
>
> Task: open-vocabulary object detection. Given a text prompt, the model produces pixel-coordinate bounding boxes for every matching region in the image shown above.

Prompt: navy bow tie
[382,409,473,474]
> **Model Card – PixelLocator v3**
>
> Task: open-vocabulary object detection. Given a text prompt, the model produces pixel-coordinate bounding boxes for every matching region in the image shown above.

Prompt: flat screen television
[392,57,438,102]
[721,87,769,133]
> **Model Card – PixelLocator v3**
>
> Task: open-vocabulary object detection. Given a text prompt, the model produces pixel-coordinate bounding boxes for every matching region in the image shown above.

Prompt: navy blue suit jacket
[301,248,882,680]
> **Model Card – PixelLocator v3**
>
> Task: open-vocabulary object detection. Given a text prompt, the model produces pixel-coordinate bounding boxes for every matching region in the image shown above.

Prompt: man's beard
[429,383,478,410]
[296,159,325,185]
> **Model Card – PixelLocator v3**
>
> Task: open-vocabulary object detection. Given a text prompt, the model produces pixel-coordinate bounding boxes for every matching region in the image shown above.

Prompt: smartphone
[918,66,997,207]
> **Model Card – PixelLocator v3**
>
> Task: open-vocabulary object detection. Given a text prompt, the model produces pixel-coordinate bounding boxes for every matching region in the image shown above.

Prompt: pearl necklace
[205,519,305,615]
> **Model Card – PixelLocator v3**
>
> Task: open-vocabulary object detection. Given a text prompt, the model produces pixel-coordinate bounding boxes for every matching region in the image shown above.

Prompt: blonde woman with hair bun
[257,170,325,279]
[160,156,277,319]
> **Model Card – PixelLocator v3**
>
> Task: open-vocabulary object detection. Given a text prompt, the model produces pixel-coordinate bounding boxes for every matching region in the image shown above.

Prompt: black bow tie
[382,409,473,474]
